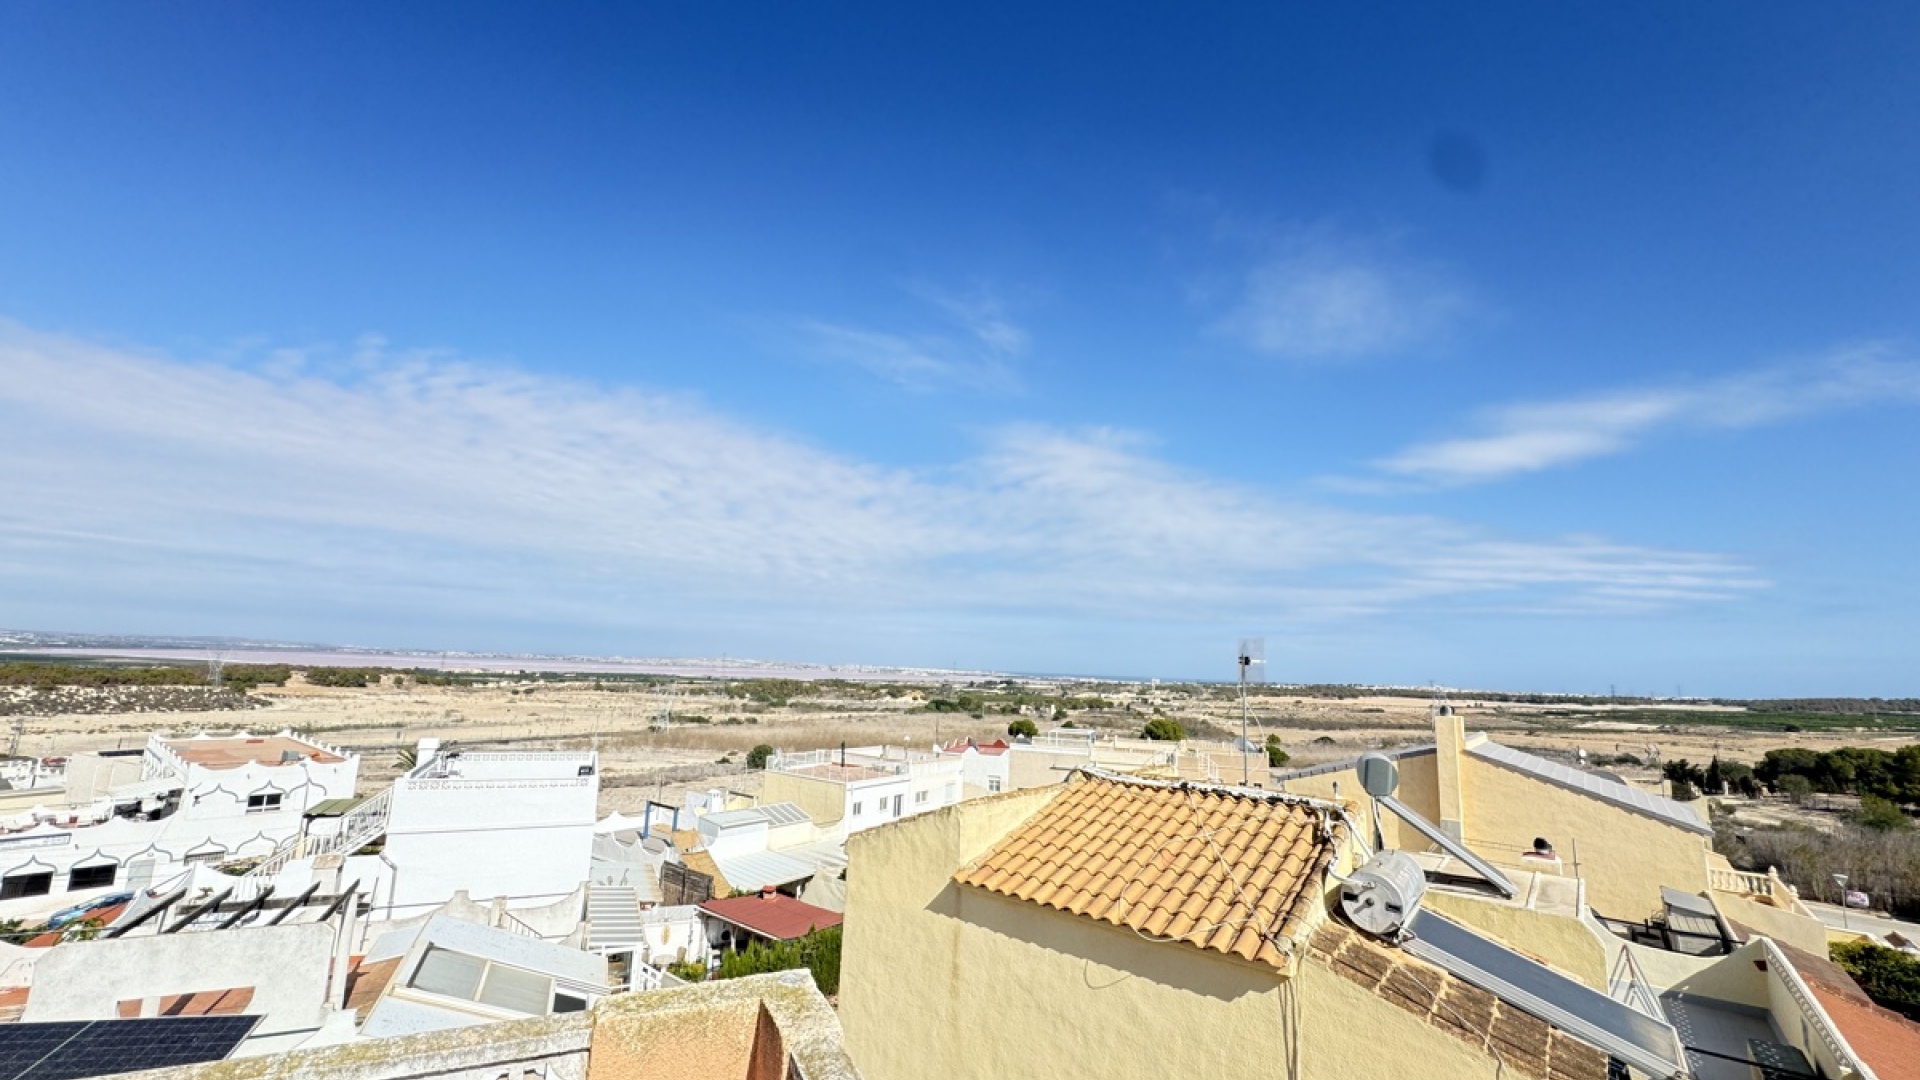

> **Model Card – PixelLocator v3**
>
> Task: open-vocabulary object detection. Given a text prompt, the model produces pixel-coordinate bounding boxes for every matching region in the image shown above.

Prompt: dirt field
[16,675,1916,815]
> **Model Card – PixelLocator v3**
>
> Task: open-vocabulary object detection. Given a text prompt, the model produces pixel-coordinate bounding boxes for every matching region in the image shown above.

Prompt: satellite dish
[1357,752,1399,798]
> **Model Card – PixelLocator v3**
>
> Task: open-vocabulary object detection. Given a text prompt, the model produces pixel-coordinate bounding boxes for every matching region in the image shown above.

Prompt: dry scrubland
[22,674,1917,815]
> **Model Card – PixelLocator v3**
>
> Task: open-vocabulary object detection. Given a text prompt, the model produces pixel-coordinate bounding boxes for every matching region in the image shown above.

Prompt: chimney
[1433,702,1467,842]
[760,886,777,901]
[414,738,440,770]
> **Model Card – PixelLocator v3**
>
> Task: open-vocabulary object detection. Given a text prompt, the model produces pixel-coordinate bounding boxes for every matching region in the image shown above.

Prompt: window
[914,790,929,805]
[68,864,117,891]
[987,777,1002,793]
[245,792,283,814]
[892,794,903,816]
[410,945,562,1017]
[412,946,486,999]
[477,964,553,1014]
[851,801,863,817]
[0,872,53,900]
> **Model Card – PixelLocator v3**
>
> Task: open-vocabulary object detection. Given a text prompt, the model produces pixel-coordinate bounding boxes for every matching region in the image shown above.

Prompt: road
[1804,899,1920,945]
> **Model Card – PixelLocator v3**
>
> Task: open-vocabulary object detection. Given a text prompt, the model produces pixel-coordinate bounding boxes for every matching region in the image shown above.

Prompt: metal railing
[1607,943,1669,1022]
[228,788,392,899]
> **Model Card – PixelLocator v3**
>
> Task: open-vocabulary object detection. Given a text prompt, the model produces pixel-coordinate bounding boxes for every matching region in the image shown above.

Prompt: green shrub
[1265,735,1290,768]
[1141,718,1186,742]
[1007,718,1038,739]
[1854,795,1909,831]
[714,926,841,995]
[665,960,708,983]
[1831,939,1920,1021]
[746,744,775,770]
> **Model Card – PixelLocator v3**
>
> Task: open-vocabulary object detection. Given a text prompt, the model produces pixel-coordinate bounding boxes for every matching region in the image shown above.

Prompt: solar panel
[0,1016,260,1080]
[1402,910,1685,1079]
[0,1023,89,1080]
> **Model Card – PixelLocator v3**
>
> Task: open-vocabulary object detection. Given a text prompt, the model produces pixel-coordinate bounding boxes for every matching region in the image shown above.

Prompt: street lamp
[1833,873,1850,930]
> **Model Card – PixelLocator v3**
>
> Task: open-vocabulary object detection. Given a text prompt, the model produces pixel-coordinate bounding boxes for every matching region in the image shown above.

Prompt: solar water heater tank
[1339,850,1427,938]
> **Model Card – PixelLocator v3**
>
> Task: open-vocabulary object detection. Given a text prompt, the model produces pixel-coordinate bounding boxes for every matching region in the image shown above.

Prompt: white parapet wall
[378,751,600,917]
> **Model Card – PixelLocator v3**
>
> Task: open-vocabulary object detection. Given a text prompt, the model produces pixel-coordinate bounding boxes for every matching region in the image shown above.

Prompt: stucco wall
[1423,892,1608,990]
[1004,746,1086,790]
[758,773,848,830]
[383,770,596,912]
[840,790,1519,1080]
[1711,891,1830,955]
[24,920,344,1053]
[1282,753,1441,851]
[1281,742,1709,921]
[1459,757,1709,920]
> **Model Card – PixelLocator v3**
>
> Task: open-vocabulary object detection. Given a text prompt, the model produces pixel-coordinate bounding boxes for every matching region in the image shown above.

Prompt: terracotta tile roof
[166,735,345,768]
[1803,980,1920,1080]
[1775,941,1920,1080]
[117,987,256,1018]
[699,892,843,941]
[1308,922,1608,1080]
[952,772,1341,968]
[940,738,1010,756]
[343,956,402,1022]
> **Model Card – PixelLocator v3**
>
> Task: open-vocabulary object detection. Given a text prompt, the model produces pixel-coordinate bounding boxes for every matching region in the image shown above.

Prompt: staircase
[587,884,645,951]
[231,788,393,901]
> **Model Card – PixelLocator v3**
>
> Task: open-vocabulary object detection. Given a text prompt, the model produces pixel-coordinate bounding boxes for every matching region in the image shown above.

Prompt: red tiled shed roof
[699,892,843,941]
[1776,941,1920,1080]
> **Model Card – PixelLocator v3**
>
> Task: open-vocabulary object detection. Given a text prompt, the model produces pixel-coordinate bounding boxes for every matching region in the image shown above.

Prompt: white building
[356,913,609,1037]
[936,737,1011,795]
[266,740,599,922]
[759,746,965,838]
[0,731,358,920]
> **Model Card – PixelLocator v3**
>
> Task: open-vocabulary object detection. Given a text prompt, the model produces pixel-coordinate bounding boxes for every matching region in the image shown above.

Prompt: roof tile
[953,772,1339,969]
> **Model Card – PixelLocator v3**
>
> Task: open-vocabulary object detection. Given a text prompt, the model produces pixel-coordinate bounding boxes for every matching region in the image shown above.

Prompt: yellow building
[1275,707,1714,920]
[841,770,1632,1080]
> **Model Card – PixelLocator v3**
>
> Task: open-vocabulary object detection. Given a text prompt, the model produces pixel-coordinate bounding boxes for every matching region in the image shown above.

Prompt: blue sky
[2,3,1917,695]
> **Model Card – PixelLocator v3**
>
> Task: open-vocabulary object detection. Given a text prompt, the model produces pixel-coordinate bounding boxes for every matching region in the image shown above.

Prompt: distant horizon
[5,629,1909,703]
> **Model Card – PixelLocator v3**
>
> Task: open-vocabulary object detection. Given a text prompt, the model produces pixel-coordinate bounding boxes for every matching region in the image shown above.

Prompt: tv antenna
[206,650,227,690]
[1236,638,1266,785]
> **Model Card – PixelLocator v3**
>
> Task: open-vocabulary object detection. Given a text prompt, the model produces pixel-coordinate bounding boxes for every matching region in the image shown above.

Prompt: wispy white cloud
[1378,347,1920,486]
[1211,228,1474,361]
[0,321,1763,640]
[802,286,1028,393]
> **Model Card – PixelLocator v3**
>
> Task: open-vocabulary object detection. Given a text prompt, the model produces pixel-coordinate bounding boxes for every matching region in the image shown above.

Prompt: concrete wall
[23,920,348,1054]
[839,790,1519,1080]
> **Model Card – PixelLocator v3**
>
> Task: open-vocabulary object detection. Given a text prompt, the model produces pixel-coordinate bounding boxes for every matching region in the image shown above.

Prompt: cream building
[839,760,1916,1080]
[841,770,1636,1080]
[1274,706,1714,920]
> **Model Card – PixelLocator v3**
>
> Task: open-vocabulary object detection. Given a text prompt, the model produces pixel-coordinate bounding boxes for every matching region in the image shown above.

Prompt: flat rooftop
[164,736,345,769]
[785,762,893,783]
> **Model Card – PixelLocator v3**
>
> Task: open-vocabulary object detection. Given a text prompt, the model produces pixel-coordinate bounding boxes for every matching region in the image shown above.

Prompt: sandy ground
[18,677,1911,815]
